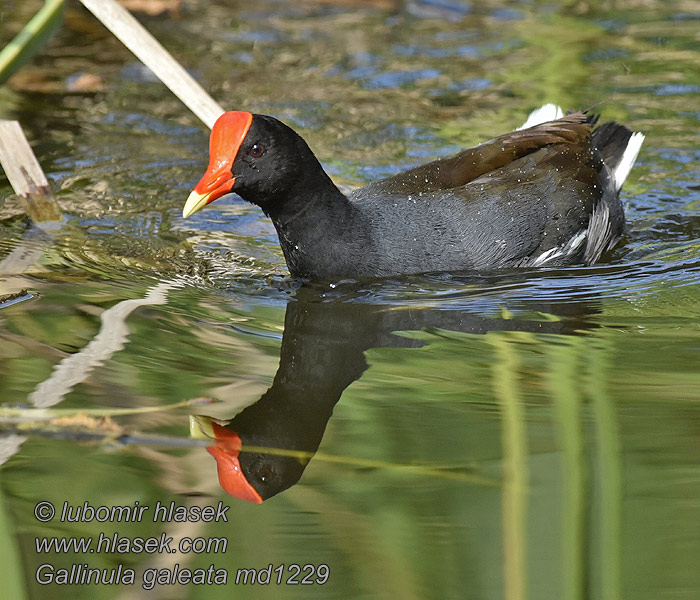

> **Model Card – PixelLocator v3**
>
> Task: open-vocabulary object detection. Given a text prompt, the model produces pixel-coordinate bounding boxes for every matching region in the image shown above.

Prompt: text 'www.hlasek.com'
[33,501,330,589]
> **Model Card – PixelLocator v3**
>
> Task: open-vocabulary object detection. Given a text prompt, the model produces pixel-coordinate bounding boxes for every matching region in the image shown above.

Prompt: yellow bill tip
[189,415,216,440]
[182,190,211,218]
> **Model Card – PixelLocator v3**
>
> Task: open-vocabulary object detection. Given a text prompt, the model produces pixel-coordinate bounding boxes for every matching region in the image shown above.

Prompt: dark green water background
[1,0,699,598]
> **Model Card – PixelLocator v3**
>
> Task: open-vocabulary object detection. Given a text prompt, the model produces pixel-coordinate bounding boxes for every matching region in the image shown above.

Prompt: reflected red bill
[207,423,263,504]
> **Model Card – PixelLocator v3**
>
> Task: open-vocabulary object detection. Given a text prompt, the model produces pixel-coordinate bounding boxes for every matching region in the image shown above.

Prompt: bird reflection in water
[195,282,599,503]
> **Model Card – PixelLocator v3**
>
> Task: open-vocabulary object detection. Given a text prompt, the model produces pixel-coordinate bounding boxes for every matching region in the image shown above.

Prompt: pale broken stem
[0,120,62,224]
[28,281,179,408]
[0,120,63,284]
[78,0,225,129]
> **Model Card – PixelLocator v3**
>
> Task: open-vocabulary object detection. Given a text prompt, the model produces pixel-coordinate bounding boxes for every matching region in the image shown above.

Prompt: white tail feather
[517,103,564,130]
[614,132,645,191]
[517,104,643,190]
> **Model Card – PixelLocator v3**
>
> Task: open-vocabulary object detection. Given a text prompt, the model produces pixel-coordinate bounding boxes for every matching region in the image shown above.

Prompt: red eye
[248,143,265,158]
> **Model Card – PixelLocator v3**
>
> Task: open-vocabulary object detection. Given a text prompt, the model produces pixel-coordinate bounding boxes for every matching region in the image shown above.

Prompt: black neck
[268,171,356,279]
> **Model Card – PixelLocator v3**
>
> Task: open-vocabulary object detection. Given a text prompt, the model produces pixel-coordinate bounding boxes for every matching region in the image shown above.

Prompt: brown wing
[364,112,593,195]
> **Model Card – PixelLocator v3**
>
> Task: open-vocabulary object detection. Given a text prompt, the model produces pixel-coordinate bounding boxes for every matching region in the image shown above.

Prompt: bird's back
[346,113,638,275]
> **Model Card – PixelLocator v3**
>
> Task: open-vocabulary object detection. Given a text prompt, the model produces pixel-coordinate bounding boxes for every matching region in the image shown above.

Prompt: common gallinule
[183,105,644,279]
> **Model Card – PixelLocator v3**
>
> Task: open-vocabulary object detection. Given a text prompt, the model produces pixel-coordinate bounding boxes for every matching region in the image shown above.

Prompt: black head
[182,111,323,218]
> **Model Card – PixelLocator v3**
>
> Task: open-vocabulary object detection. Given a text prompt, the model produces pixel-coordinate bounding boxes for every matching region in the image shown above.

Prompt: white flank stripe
[532,229,587,267]
[532,247,563,266]
[566,230,588,253]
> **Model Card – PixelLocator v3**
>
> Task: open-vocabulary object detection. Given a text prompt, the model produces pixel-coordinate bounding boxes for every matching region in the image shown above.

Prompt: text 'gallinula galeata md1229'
[183,104,644,279]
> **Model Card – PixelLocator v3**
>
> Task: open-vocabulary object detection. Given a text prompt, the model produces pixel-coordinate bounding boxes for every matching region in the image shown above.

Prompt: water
[1,0,700,598]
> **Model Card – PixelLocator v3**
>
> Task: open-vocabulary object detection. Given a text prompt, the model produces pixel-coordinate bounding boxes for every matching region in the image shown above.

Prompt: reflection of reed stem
[590,340,622,600]
[245,446,498,486]
[550,340,585,600]
[0,418,498,486]
[0,485,26,598]
[491,333,528,600]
